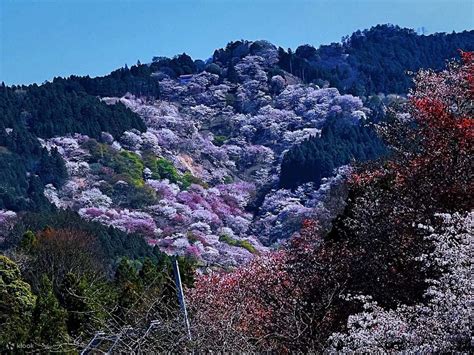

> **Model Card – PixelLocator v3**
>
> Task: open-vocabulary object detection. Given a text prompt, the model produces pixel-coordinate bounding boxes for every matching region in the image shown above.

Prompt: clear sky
[1,0,473,85]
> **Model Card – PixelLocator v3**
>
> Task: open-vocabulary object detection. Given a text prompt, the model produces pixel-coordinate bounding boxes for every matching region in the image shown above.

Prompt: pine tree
[60,273,93,336]
[139,257,162,287]
[115,258,141,317]
[31,275,69,347]
[227,61,239,83]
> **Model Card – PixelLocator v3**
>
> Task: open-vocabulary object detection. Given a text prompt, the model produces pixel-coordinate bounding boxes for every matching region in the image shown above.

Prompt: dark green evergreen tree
[59,273,94,336]
[31,275,69,347]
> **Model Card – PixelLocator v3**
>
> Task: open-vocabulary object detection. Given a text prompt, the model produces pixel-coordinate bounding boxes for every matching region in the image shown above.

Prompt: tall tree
[31,275,69,348]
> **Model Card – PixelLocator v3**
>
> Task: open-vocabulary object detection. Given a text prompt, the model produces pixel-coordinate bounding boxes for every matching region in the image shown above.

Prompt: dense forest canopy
[280,117,387,188]
[0,81,145,210]
[277,25,474,95]
[209,25,474,96]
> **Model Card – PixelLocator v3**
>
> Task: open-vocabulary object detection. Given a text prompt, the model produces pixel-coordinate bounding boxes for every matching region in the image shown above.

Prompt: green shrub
[212,135,227,147]
[181,172,208,189]
[156,158,180,182]
[239,240,257,254]
[113,151,144,187]
[84,140,145,187]
[219,235,257,254]
[223,175,233,184]
[143,154,180,183]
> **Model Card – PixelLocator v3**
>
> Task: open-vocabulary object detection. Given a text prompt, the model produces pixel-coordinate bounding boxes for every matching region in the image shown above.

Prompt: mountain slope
[1,25,472,263]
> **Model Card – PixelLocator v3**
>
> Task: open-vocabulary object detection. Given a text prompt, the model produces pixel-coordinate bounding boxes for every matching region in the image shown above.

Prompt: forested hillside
[277,24,474,95]
[188,51,473,352]
[0,82,145,210]
[0,25,472,352]
[40,24,474,101]
[280,117,386,188]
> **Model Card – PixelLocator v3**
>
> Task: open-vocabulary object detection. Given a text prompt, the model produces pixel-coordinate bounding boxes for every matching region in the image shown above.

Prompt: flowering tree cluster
[36,38,400,275]
[79,207,159,237]
[186,53,473,351]
[189,251,301,352]
[250,170,348,245]
[43,132,263,266]
[42,57,370,267]
[0,210,16,243]
[377,51,473,212]
[328,212,472,352]
[145,181,262,265]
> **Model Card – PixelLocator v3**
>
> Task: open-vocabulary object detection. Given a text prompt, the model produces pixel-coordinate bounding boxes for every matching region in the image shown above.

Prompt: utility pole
[171,256,192,341]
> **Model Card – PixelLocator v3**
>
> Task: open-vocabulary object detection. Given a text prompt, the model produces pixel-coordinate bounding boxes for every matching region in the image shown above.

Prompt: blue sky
[1,0,473,85]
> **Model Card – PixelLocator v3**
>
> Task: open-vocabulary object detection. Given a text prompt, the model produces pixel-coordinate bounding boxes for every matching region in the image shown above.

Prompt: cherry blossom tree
[328,212,472,352]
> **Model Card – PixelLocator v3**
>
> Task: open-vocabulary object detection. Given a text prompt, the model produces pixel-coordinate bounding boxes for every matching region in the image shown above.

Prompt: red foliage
[460,50,474,93]
[189,251,300,349]
[355,52,473,211]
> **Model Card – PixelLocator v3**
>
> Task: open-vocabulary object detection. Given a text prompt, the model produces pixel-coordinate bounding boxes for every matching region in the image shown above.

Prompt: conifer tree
[31,275,69,347]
